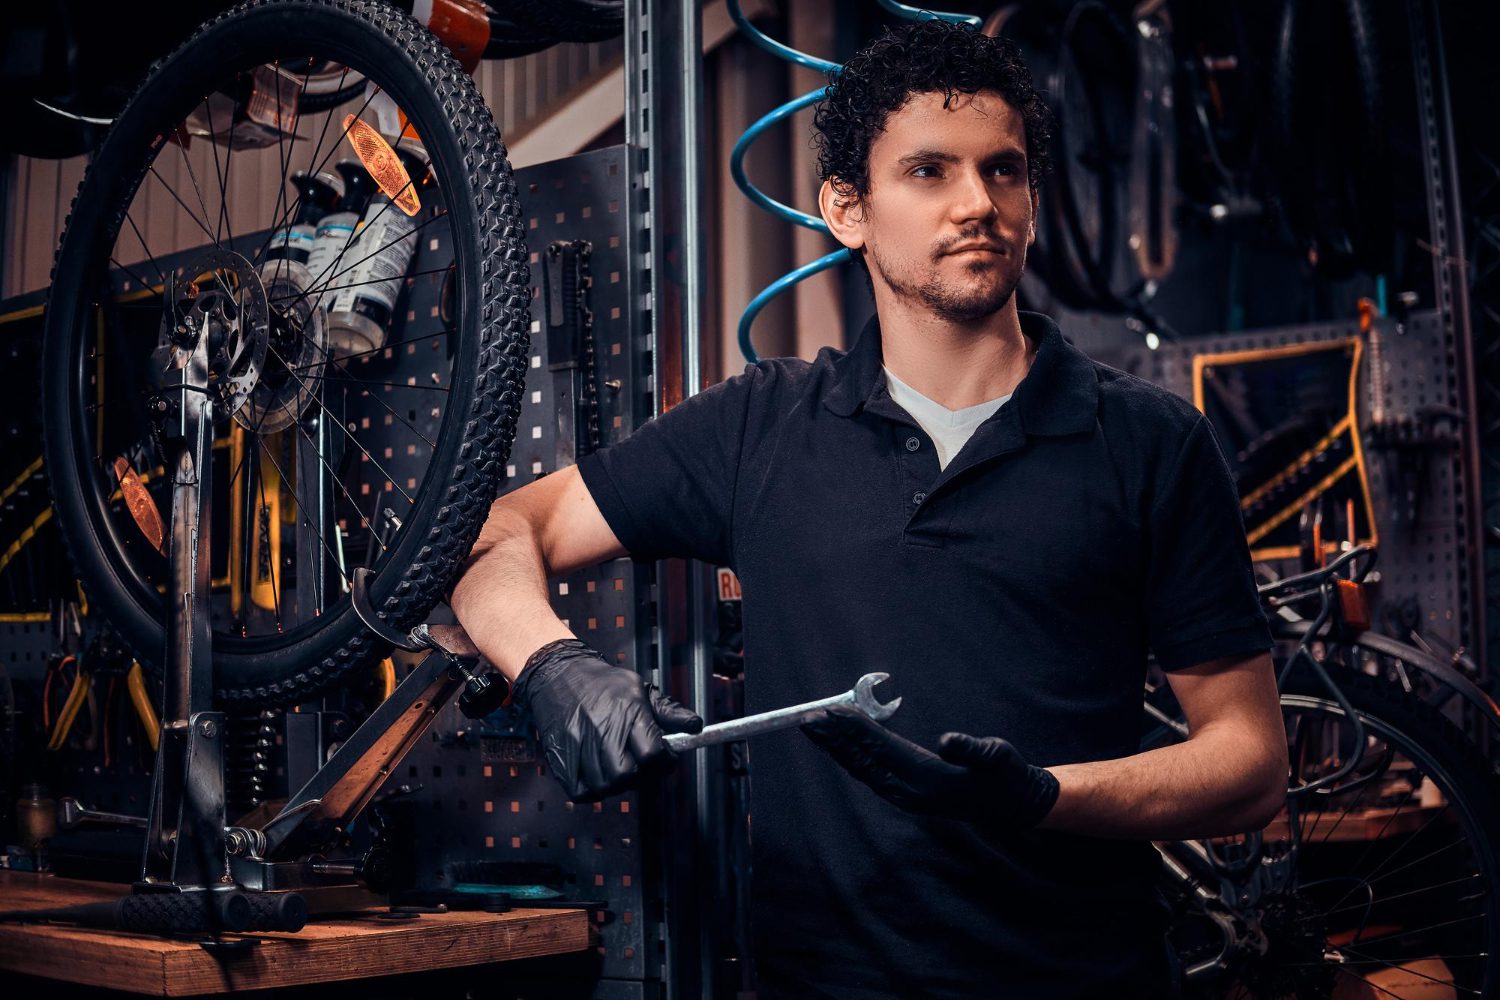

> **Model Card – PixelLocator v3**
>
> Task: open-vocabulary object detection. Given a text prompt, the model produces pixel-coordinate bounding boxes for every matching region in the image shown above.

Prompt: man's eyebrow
[895,146,1027,166]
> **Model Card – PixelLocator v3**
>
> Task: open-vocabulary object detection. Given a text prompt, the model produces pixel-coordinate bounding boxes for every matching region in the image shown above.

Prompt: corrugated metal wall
[1,38,623,298]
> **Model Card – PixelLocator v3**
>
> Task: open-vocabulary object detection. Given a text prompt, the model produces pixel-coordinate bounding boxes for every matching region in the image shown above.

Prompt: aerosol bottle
[265,169,345,267]
[323,147,428,357]
[304,159,377,303]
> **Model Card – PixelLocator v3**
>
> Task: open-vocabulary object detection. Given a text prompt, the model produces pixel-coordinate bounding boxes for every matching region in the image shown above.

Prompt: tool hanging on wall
[543,240,602,465]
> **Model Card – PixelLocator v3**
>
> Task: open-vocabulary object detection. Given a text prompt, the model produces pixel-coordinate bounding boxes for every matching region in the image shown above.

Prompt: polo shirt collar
[822,310,1098,436]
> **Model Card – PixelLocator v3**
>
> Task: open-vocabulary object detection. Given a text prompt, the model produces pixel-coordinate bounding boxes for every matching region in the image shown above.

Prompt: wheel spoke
[121,211,169,288]
[1323,871,1484,919]
[284,325,455,371]
[264,341,416,505]
[251,65,353,267]
[1337,945,1482,994]
[287,118,417,312]
[268,264,452,304]
[146,164,219,248]
[1345,912,1487,951]
[1352,802,1456,895]
[1326,963,1412,1000]
[288,326,438,450]
[301,208,450,301]
[176,110,222,251]
[255,427,357,600]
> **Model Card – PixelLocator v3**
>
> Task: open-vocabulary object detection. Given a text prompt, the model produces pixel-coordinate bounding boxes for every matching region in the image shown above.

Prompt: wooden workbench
[0,871,591,995]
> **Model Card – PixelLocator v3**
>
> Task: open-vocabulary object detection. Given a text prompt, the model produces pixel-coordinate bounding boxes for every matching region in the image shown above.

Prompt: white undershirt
[882,366,1011,471]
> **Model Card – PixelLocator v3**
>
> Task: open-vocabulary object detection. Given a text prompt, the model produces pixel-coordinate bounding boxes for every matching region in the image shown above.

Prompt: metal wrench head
[853,672,901,721]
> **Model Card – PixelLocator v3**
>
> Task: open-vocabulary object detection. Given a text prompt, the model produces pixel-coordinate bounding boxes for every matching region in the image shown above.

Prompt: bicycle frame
[1151,544,1384,983]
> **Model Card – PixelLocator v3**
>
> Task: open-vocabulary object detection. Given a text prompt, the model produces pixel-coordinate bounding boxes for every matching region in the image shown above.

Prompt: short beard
[868,245,1022,322]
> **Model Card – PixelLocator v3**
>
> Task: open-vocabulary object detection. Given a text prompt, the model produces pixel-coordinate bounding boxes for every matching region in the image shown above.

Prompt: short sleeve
[1146,415,1272,671]
[575,365,760,567]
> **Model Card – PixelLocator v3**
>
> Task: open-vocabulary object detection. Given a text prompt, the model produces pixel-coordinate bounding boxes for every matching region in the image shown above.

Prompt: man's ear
[1026,188,1039,248]
[819,179,866,253]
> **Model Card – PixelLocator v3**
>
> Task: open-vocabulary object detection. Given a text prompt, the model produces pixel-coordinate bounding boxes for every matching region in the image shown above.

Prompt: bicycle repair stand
[133,258,509,931]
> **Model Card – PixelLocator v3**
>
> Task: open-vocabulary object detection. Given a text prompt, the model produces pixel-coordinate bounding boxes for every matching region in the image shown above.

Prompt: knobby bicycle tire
[42,0,531,706]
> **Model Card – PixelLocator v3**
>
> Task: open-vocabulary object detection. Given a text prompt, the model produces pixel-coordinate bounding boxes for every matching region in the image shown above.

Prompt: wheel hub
[234,259,329,434]
[156,248,268,419]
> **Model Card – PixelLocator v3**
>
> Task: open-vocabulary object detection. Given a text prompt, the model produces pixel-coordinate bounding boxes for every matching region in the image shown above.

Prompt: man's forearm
[1039,724,1286,840]
[449,508,574,682]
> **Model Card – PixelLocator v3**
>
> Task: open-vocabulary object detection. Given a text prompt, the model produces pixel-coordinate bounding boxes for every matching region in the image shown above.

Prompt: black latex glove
[512,638,703,802]
[802,704,1059,831]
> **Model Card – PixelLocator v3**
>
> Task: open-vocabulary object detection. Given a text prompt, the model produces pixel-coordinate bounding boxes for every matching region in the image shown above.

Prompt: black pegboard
[1129,309,1471,663]
[0,143,659,989]
[373,145,663,991]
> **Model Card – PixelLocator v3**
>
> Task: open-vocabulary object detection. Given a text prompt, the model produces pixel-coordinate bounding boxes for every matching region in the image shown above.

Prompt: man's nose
[949,169,998,225]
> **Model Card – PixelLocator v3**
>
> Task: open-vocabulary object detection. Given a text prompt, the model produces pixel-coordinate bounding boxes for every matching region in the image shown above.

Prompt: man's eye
[992,164,1017,177]
[911,165,939,178]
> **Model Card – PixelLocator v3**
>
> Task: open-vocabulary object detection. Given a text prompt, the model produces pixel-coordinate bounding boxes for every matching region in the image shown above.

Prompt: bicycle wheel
[1151,670,1500,997]
[1269,616,1498,740]
[42,0,531,705]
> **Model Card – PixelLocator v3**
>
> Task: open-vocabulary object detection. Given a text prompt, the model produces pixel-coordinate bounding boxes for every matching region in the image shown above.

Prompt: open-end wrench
[664,673,900,752]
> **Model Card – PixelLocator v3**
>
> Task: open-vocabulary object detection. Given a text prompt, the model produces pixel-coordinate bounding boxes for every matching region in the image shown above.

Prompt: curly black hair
[812,19,1054,204]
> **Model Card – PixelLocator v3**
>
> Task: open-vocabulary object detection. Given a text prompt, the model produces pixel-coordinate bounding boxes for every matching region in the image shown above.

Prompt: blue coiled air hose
[727,0,980,363]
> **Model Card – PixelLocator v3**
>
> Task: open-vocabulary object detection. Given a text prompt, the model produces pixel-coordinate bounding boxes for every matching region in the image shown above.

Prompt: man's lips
[944,243,1005,256]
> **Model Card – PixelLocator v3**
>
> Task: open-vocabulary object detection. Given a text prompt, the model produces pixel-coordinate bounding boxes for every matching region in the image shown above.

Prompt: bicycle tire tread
[43,0,530,706]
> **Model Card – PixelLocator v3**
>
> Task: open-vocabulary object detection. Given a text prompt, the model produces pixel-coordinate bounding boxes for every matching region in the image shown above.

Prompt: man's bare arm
[1039,652,1287,840]
[449,466,627,682]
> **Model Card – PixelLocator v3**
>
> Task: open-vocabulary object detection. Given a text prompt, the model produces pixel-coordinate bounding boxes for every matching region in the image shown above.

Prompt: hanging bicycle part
[42,0,532,709]
[1268,0,1392,276]
[1126,8,1176,285]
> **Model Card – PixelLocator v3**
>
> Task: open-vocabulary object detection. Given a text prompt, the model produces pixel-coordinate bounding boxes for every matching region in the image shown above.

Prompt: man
[452,19,1287,999]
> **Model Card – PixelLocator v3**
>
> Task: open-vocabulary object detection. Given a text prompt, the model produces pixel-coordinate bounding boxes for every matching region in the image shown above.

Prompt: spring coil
[727,0,980,363]
[226,709,278,816]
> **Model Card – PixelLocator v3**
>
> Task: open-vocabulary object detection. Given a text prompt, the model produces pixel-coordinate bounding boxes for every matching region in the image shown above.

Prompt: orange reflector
[343,115,421,217]
[114,457,166,555]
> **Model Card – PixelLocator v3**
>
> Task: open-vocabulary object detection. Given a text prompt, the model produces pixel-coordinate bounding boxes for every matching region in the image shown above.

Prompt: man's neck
[873,294,1036,411]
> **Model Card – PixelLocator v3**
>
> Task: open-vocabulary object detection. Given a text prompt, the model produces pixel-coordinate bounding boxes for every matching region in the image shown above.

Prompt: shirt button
[912,491,927,505]
[905,436,921,452]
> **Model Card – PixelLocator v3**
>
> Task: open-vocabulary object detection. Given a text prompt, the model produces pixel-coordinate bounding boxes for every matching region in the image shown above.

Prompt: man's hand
[802,704,1059,830]
[513,639,704,801]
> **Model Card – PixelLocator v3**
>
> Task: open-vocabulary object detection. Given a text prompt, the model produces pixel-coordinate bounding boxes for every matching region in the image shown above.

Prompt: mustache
[935,232,1011,257]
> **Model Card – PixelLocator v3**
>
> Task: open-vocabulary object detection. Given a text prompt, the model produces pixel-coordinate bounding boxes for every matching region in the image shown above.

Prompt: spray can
[266,169,345,267]
[324,148,428,357]
[305,159,377,304]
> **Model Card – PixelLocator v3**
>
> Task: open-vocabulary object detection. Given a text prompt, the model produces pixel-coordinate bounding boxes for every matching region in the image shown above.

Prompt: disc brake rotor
[156,247,268,419]
[236,259,329,434]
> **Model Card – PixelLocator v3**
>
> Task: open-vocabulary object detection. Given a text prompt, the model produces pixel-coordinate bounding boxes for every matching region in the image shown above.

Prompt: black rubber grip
[241,891,309,933]
[118,890,251,933]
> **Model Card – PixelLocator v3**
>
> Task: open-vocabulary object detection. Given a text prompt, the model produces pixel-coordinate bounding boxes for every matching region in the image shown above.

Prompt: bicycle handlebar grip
[240,891,308,933]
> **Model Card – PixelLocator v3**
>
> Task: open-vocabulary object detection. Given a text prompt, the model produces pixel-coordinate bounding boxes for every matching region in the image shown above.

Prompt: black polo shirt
[577,311,1271,998]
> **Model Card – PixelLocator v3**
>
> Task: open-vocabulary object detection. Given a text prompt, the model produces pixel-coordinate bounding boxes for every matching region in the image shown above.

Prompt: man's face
[847,89,1037,323]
